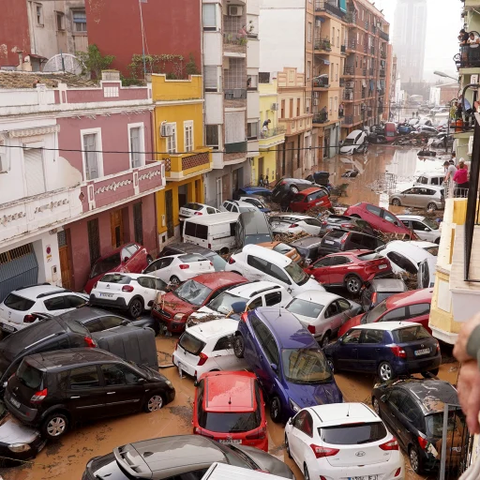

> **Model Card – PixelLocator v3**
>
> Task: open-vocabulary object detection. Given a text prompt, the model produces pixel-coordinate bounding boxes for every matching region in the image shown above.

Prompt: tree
[77,45,115,80]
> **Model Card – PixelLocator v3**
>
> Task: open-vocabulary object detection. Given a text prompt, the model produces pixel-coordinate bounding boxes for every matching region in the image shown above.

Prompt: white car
[239,196,271,212]
[142,253,215,286]
[285,403,405,480]
[339,129,368,154]
[397,215,441,244]
[187,281,292,327]
[375,240,438,276]
[285,291,361,346]
[220,200,258,214]
[269,214,323,236]
[225,244,325,296]
[90,272,167,318]
[0,285,88,333]
[179,202,221,221]
[173,318,248,379]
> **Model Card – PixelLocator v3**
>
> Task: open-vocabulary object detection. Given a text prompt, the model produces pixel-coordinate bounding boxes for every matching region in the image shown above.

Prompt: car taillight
[394,467,402,477]
[307,325,316,334]
[228,257,236,264]
[210,262,213,267]
[371,293,377,304]
[23,314,37,323]
[179,264,190,270]
[241,312,248,323]
[379,439,399,451]
[322,221,328,225]
[194,212,203,216]
[417,436,428,450]
[194,427,215,438]
[197,352,208,366]
[84,336,97,348]
[340,234,348,244]
[435,342,440,354]
[289,223,299,228]
[310,444,339,458]
[341,223,354,229]
[30,388,48,404]
[390,345,406,358]
[246,427,267,440]
[122,285,134,292]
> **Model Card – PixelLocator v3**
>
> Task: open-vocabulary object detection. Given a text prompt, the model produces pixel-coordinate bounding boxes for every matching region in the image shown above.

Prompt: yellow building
[253,79,286,185]
[152,74,212,246]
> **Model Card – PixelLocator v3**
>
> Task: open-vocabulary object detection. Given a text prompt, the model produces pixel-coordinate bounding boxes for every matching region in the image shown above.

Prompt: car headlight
[8,443,31,453]
[165,379,174,388]
[173,313,185,321]
[289,399,301,413]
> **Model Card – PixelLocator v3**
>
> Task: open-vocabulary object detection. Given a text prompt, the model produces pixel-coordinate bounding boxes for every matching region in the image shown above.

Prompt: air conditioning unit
[228,5,243,16]
[468,135,474,155]
[271,103,279,111]
[160,123,174,137]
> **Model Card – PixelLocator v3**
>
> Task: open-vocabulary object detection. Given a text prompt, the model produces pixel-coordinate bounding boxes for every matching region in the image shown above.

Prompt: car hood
[340,145,357,154]
[233,445,294,479]
[160,292,196,315]
[287,380,343,407]
[302,278,326,292]
[338,313,363,336]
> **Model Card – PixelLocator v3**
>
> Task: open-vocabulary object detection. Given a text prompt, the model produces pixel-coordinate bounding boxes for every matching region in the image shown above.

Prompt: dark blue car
[233,187,272,201]
[233,307,343,423]
[324,322,441,382]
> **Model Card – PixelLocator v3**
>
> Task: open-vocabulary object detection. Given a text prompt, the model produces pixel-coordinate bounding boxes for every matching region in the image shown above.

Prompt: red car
[290,187,332,213]
[152,272,247,333]
[338,287,433,336]
[193,371,268,452]
[344,202,415,237]
[304,250,392,294]
[84,242,152,293]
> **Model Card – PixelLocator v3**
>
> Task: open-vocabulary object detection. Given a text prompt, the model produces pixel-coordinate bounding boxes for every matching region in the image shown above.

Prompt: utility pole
[139,0,147,78]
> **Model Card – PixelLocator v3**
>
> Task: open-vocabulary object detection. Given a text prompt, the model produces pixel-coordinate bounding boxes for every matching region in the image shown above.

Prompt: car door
[323,300,345,334]
[143,257,174,282]
[66,365,106,420]
[383,389,411,449]
[335,329,362,370]
[411,220,434,242]
[407,303,431,329]
[289,410,314,466]
[264,290,283,307]
[328,256,350,285]
[125,244,142,272]
[377,307,408,323]
[388,390,420,449]
[246,255,269,281]
[356,329,385,372]
[249,319,277,393]
[211,334,238,371]
[268,263,292,293]
[136,276,162,307]
[336,298,356,328]
[43,296,70,316]
[303,217,323,235]
[306,257,333,284]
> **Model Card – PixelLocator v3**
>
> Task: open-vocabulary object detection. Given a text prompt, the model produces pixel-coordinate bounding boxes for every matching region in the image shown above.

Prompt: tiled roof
[0,72,98,89]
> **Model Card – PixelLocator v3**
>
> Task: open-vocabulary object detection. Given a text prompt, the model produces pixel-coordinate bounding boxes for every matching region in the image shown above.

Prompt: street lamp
[434,71,459,82]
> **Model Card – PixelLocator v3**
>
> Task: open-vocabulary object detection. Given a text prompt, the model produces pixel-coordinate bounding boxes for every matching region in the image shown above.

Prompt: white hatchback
[225,244,325,296]
[269,214,324,236]
[285,403,405,480]
[179,202,221,222]
[142,253,215,286]
[173,318,248,380]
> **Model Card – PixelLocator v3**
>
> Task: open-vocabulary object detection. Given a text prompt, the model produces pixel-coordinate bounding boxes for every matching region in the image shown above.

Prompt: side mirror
[424,228,430,231]
[138,377,146,383]
[270,363,278,372]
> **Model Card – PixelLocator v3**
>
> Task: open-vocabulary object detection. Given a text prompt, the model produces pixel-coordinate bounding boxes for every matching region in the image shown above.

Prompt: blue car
[233,307,343,423]
[324,322,441,382]
[233,186,272,201]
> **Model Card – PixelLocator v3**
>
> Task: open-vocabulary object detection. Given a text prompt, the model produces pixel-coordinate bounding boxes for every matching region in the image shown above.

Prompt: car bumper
[172,353,198,378]
[4,391,40,426]
[0,319,22,334]
[90,294,128,310]
[394,355,442,376]
[152,309,185,333]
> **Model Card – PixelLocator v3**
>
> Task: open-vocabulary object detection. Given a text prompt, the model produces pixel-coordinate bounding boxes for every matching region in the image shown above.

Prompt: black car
[361,278,408,311]
[156,242,227,272]
[289,236,324,265]
[271,178,323,203]
[82,435,294,480]
[318,214,375,236]
[5,348,175,441]
[317,229,385,257]
[372,379,465,474]
[0,316,95,387]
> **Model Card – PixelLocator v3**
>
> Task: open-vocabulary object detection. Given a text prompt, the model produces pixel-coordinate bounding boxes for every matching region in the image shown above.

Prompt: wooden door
[165,190,174,238]
[58,230,73,289]
[110,210,124,248]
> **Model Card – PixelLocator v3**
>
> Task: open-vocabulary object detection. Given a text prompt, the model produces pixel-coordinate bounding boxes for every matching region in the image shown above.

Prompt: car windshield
[178,332,206,356]
[199,411,261,433]
[343,138,355,145]
[424,245,439,256]
[285,261,309,285]
[393,325,431,343]
[3,294,35,311]
[286,298,324,319]
[320,422,387,445]
[175,279,212,306]
[273,243,294,255]
[423,218,440,230]
[362,300,388,324]
[90,253,121,278]
[207,291,248,315]
[245,234,272,245]
[425,411,466,438]
[16,360,44,390]
[281,348,332,384]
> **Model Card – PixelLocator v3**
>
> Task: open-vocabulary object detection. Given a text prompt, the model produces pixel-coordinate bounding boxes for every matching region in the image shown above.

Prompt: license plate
[100,293,114,298]
[348,476,377,480]
[10,397,21,408]
[415,348,430,356]
[379,264,387,270]
[1,323,15,332]
[219,439,241,445]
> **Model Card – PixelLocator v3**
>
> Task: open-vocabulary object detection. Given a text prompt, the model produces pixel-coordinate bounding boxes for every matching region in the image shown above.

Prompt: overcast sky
[374,0,462,82]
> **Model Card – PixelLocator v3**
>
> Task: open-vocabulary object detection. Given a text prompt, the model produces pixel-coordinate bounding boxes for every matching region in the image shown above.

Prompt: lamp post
[434,71,459,82]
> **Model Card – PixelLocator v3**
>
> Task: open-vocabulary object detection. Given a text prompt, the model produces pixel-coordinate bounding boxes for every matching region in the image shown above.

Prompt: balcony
[165,148,212,181]
[225,141,248,154]
[345,12,357,25]
[313,112,329,124]
[259,127,286,150]
[314,38,332,52]
[343,90,354,101]
[380,69,386,77]
[370,46,375,55]
[223,33,247,56]
[363,68,367,76]
[455,46,480,70]
[224,88,247,109]
[343,66,355,76]
[341,114,362,126]
[369,68,374,76]
[314,0,346,19]
[312,75,330,89]
[278,115,313,136]
[346,40,357,52]
[379,31,389,42]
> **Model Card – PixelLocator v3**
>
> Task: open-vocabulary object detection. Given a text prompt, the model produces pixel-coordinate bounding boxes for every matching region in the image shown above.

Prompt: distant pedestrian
[459,29,470,46]
[265,174,269,187]
[258,174,264,187]
[454,160,469,196]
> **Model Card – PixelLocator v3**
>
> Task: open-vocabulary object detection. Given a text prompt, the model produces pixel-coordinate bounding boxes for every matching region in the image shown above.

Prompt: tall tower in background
[393,0,427,83]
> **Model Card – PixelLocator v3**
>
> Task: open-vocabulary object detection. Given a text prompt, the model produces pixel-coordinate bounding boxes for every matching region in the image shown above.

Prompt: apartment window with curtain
[202,4,217,31]
[296,99,300,117]
[82,131,103,180]
[204,66,219,92]
[289,99,294,117]
[332,28,335,46]
[129,125,144,168]
[281,100,285,118]
[184,121,194,152]
[247,121,258,140]
[206,125,219,149]
[72,9,87,32]
[166,123,177,154]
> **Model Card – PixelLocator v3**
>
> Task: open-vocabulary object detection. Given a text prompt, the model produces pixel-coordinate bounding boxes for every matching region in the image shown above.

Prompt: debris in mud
[166,405,193,425]
[273,231,310,243]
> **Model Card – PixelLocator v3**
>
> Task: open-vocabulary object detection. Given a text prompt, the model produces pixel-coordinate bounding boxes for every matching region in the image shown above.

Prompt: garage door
[0,244,39,302]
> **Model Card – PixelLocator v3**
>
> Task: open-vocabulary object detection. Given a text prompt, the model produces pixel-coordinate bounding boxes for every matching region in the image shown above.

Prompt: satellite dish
[43,54,84,75]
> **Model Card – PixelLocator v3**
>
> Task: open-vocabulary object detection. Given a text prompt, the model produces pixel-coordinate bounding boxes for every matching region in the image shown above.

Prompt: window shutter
[84,134,99,180]
[24,148,46,196]
[203,4,216,28]
[130,127,141,168]
[204,66,218,91]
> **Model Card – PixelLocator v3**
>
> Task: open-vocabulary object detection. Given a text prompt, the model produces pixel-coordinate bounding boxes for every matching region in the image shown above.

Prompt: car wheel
[391,198,401,207]
[170,276,181,287]
[144,393,164,412]
[304,464,310,480]
[233,334,245,358]
[147,254,154,264]
[409,444,423,474]
[372,397,381,416]
[270,396,282,423]
[128,297,144,319]
[285,434,292,459]
[320,332,330,348]
[421,368,439,378]
[42,413,69,440]
[427,202,437,211]
[378,361,393,382]
[345,275,362,295]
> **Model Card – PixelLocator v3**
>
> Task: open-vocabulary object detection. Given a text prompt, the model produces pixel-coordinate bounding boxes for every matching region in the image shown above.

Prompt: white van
[183,212,239,254]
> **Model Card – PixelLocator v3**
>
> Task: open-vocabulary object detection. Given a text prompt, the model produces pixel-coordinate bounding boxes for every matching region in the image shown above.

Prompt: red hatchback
[304,250,392,295]
[338,288,433,336]
[193,371,268,452]
[84,243,152,293]
[152,272,247,333]
[344,202,415,237]
[290,187,332,213]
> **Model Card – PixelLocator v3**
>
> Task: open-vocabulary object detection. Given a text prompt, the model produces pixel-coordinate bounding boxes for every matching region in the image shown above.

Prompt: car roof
[293,291,343,304]
[100,272,162,281]
[382,240,437,261]
[203,372,257,412]
[95,243,139,261]
[384,288,433,308]
[185,319,239,341]
[113,435,226,479]
[58,306,124,323]
[228,281,284,297]
[238,211,269,228]
[325,249,372,258]
[184,212,239,225]
[189,272,247,288]
[347,129,364,137]
[225,199,255,207]
[270,214,311,221]
[295,187,323,196]
[416,172,443,179]
[308,402,379,426]
[397,215,427,222]
[403,185,444,192]
[240,245,292,267]
[10,284,69,300]
[255,307,317,348]
[368,278,407,292]
[163,242,216,257]
[350,321,426,332]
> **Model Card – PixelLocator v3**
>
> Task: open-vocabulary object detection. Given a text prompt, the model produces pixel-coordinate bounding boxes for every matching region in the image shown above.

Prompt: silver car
[397,214,441,244]
[389,185,444,211]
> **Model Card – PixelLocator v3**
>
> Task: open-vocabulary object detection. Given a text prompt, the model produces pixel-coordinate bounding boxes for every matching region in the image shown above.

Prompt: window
[65,295,87,308]
[82,131,102,180]
[184,121,194,152]
[44,297,67,311]
[35,3,43,26]
[387,252,417,275]
[281,100,285,118]
[56,12,65,31]
[361,329,384,344]
[307,22,312,43]
[205,125,219,149]
[204,66,219,92]
[69,366,100,389]
[380,307,407,322]
[133,202,143,245]
[129,125,144,168]
[213,335,233,351]
[247,75,258,90]
[294,410,314,437]
[247,255,268,271]
[72,9,87,32]
[383,211,398,224]
[259,72,270,84]
[366,204,381,216]
[343,329,361,344]
[269,264,290,284]
[247,122,258,140]
[297,99,300,117]
[265,291,282,306]
[24,147,46,196]
[102,364,141,385]
[166,123,177,154]
[87,218,100,266]
[409,303,431,317]
[321,422,387,445]
[202,4,217,31]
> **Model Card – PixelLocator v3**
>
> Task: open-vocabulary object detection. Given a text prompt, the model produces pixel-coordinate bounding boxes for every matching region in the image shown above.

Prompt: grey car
[397,215,441,244]
[389,186,444,211]
[82,435,294,480]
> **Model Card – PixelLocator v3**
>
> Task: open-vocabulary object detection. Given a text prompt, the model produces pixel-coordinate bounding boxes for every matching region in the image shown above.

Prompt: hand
[453,313,480,363]
[457,360,480,434]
